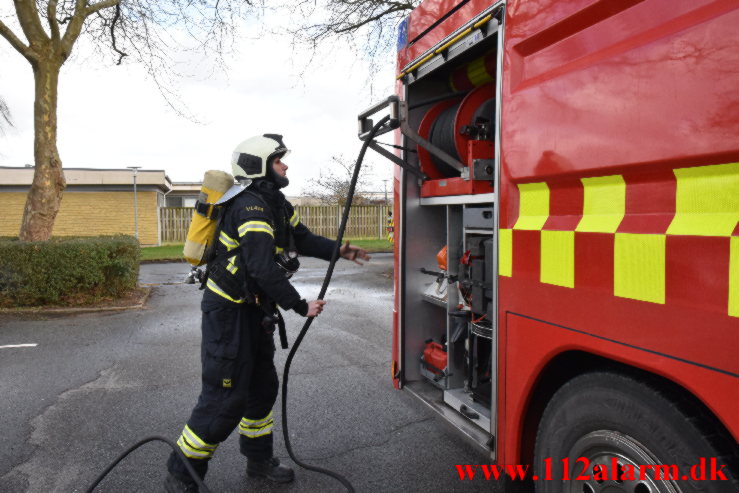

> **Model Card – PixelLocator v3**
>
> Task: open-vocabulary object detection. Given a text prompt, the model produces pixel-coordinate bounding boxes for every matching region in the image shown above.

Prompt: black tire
[533,371,738,493]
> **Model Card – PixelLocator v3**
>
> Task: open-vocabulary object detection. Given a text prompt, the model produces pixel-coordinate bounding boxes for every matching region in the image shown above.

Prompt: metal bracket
[486,435,495,451]
[357,95,467,178]
[368,141,426,180]
[358,95,401,140]
[471,159,495,181]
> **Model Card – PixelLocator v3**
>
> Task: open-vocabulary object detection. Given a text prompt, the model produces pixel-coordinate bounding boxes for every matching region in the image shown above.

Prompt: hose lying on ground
[85,436,212,493]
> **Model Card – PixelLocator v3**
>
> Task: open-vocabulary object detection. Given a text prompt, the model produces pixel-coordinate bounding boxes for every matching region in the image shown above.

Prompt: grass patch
[142,238,393,262]
[347,238,394,253]
[141,243,184,261]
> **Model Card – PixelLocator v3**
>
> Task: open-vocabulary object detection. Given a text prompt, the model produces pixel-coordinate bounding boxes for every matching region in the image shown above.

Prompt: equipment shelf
[420,193,495,206]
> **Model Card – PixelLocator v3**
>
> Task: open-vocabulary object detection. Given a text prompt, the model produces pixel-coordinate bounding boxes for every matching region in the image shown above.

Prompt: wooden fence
[160,204,391,244]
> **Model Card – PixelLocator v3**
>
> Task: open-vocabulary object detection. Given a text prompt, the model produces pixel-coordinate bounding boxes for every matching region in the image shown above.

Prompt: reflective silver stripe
[177,436,213,459]
[240,412,273,427]
[239,412,274,438]
[176,426,218,459]
[238,220,274,238]
[239,427,273,438]
[290,212,299,227]
[183,425,217,451]
[239,420,274,438]
[226,255,238,274]
[219,231,239,250]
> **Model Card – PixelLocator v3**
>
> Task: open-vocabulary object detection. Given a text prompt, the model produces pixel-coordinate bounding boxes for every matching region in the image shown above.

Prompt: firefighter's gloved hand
[340,241,371,265]
[307,300,326,317]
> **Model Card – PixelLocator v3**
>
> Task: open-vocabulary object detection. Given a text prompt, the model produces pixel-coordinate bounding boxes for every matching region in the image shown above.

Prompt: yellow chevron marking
[513,182,549,230]
[499,229,512,277]
[667,162,739,237]
[576,175,625,233]
[730,237,739,318]
[540,230,575,288]
[614,233,665,304]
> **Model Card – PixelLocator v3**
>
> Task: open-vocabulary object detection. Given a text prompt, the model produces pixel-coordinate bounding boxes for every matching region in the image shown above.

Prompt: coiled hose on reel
[428,101,463,176]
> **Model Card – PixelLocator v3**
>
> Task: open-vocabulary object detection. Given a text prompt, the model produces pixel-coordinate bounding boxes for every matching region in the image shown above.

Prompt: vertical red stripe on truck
[513,230,541,282]
[619,169,676,234]
[666,236,731,317]
[543,179,583,231]
[575,232,615,294]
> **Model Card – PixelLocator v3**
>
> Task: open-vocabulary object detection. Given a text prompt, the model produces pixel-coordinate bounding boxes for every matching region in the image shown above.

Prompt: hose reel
[417,82,495,179]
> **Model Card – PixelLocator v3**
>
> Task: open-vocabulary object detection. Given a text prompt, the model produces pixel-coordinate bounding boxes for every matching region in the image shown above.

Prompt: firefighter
[165,134,371,492]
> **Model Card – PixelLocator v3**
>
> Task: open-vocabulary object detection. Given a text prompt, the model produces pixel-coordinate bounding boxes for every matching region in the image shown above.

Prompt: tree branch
[87,0,122,16]
[48,0,61,42]
[0,18,34,60]
[61,0,119,57]
[110,3,127,65]
[335,5,405,33]
[0,97,13,132]
[12,0,49,45]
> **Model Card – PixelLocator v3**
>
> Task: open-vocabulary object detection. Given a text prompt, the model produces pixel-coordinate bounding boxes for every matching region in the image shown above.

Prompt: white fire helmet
[231,134,290,180]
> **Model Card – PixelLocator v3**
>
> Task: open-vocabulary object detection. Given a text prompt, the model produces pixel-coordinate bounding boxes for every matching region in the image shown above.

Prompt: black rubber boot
[163,473,199,493]
[246,457,295,483]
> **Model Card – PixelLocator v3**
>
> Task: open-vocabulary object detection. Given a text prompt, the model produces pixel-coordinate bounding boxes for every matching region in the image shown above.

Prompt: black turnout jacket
[205,179,335,313]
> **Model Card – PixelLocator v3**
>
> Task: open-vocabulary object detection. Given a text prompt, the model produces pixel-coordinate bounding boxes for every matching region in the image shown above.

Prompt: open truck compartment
[358,4,504,451]
[401,6,501,450]
[403,198,496,446]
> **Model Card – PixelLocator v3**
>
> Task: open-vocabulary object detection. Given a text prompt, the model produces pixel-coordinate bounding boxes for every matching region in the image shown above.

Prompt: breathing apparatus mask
[267,153,289,189]
[275,249,300,278]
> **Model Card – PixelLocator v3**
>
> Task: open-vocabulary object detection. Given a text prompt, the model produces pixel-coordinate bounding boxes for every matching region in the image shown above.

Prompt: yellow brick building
[0,167,172,246]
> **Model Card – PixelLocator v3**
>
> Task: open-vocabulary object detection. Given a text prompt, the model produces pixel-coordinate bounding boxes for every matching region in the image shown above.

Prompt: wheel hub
[567,430,680,493]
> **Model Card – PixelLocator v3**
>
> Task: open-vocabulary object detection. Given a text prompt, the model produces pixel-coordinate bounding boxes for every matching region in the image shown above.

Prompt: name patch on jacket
[244,206,264,212]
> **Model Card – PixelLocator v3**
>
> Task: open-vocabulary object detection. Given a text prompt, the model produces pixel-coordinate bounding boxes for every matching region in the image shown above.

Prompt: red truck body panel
[394,0,739,465]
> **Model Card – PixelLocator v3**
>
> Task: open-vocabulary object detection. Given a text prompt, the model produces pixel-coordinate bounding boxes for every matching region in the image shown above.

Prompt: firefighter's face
[272,157,288,177]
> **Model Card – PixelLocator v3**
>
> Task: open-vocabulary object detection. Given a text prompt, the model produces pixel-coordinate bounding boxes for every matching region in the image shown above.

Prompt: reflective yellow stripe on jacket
[206,278,245,304]
[219,231,239,250]
[238,220,274,238]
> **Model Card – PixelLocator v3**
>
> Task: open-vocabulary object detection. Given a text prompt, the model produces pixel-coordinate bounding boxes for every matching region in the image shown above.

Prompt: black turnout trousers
[167,290,279,480]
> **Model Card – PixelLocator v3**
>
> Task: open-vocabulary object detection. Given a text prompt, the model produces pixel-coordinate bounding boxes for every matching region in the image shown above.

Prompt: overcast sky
[0,12,397,197]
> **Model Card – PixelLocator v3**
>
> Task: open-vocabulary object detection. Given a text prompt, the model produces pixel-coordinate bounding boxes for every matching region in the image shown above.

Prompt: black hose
[85,436,212,493]
[429,101,462,177]
[280,116,391,493]
[86,118,389,493]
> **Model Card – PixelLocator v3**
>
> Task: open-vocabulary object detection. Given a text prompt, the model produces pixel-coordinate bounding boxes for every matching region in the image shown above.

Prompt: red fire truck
[359,0,738,489]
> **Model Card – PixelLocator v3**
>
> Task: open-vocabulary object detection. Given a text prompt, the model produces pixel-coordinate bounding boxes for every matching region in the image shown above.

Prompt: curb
[140,259,187,264]
[0,287,153,315]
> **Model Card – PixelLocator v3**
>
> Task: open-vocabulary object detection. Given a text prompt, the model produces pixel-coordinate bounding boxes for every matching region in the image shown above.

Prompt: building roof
[169,182,202,194]
[0,166,172,192]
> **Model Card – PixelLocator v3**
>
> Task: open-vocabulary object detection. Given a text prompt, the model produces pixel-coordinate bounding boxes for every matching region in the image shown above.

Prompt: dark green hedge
[0,235,140,307]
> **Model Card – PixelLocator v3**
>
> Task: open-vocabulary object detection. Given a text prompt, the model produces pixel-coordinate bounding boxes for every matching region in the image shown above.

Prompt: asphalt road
[0,254,500,492]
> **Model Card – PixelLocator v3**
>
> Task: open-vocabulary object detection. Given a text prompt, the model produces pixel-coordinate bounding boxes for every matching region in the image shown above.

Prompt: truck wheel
[533,371,738,493]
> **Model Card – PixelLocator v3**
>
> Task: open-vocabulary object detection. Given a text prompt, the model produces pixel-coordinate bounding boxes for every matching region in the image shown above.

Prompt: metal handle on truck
[358,96,400,140]
[357,94,468,178]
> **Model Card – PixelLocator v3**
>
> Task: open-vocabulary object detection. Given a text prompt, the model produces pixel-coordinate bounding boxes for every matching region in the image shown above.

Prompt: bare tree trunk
[19,59,66,241]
